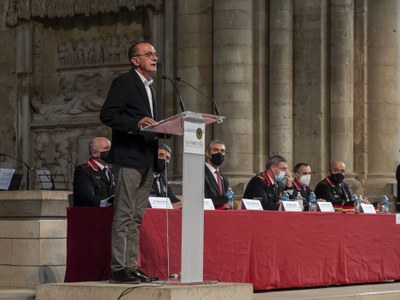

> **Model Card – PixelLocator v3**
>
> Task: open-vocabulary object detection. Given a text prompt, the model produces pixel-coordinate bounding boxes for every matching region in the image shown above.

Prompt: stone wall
[0,0,399,201]
[0,191,70,288]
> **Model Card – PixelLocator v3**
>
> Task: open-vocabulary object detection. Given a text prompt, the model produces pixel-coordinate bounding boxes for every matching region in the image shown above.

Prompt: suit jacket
[243,171,285,210]
[150,173,180,203]
[314,177,352,203]
[100,68,158,172]
[204,166,229,207]
[73,159,115,207]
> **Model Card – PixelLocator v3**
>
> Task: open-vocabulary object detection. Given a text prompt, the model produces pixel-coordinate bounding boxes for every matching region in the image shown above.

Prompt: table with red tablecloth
[64,207,400,290]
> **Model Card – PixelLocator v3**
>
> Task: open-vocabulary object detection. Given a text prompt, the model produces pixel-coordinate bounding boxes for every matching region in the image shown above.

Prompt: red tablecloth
[64,207,400,290]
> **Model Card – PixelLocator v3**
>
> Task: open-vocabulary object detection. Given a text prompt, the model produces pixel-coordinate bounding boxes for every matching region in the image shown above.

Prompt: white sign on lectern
[142,111,224,283]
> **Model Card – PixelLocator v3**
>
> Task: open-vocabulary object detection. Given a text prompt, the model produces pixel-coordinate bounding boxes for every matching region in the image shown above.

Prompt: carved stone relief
[31,13,144,125]
[33,127,110,188]
[26,6,155,189]
[56,33,136,69]
[7,0,163,26]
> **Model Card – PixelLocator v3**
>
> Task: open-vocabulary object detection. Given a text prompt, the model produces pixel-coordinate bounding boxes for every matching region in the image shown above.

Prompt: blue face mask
[275,170,286,182]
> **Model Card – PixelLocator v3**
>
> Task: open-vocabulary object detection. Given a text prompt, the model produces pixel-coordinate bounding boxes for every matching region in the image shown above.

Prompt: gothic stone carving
[7,0,163,26]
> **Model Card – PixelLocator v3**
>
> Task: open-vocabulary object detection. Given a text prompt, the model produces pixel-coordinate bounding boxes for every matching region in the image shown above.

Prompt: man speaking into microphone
[100,41,159,284]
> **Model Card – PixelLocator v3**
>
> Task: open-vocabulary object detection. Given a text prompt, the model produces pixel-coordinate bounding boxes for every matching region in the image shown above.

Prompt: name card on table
[317,202,335,212]
[148,197,173,209]
[360,203,377,214]
[279,201,302,212]
[242,199,263,210]
[203,198,215,210]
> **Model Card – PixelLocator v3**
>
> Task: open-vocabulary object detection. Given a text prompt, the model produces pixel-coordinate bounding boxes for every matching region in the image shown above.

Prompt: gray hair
[159,143,172,154]
[266,154,287,170]
[207,139,225,151]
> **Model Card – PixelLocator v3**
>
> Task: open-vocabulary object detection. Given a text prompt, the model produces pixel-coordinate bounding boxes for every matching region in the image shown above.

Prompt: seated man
[290,162,313,211]
[150,144,182,209]
[243,154,291,210]
[204,140,230,209]
[314,160,352,204]
[73,137,115,207]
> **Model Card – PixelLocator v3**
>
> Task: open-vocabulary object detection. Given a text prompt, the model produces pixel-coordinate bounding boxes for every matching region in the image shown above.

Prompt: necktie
[215,170,223,194]
[157,176,163,195]
[103,166,111,181]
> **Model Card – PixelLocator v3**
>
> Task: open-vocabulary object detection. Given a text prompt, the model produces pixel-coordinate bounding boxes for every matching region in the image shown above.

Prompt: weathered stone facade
[1,0,400,201]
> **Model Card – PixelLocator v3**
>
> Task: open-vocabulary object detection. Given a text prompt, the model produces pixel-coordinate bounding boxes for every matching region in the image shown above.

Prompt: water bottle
[352,194,360,212]
[294,193,304,211]
[226,187,234,210]
[308,192,317,212]
[281,191,290,201]
[381,195,389,214]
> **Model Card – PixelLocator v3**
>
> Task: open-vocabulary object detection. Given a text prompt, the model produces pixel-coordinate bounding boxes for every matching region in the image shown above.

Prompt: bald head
[88,137,111,166]
[330,160,346,175]
[89,137,111,154]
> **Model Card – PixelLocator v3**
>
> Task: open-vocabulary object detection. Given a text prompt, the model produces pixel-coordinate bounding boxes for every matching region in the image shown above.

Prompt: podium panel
[142,111,224,283]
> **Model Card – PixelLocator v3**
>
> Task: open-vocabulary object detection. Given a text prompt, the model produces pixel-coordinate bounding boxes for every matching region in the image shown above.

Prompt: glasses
[274,165,288,171]
[134,52,158,59]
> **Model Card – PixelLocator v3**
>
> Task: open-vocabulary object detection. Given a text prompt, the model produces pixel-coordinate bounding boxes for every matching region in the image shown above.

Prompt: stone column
[175,1,213,114]
[353,0,368,192]
[213,0,254,190]
[366,0,400,197]
[293,1,329,185]
[269,0,293,166]
[174,1,213,178]
[16,23,33,189]
[329,0,357,190]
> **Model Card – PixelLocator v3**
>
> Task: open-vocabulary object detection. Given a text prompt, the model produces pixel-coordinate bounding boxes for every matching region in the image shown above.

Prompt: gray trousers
[110,166,153,272]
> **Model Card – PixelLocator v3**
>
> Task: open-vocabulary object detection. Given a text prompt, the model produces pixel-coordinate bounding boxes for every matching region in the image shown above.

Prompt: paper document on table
[0,168,15,190]
[100,195,114,207]
[396,214,400,224]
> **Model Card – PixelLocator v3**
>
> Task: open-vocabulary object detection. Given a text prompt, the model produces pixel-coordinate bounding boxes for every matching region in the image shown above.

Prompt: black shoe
[109,269,140,284]
[130,268,159,282]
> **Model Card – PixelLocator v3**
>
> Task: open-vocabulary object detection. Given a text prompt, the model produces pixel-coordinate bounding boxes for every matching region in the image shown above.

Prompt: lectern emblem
[196,128,203,140]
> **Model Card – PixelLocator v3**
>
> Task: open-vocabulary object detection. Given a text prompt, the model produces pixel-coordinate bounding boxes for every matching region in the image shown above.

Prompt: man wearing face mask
[291,163,313,211]
[150,144,182,209]
[204,140,230,209]
[243,154,291,210]
[73,137,115,207]
[314,160,352,203]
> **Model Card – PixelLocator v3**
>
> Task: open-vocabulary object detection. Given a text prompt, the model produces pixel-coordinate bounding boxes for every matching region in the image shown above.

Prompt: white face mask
[299,174,311,186]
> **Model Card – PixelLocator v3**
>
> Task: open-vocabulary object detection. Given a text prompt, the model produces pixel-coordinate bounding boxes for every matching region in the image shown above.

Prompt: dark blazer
[100,68,158,172]
[204,166,229,206]
[314,177,352,203]
[150,173,180,203]
[73,159,115,207]
[243,171,285,210]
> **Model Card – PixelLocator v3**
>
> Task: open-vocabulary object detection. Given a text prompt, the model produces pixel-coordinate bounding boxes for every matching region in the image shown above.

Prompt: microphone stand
[1,153,34,190]
[174,76,221,116]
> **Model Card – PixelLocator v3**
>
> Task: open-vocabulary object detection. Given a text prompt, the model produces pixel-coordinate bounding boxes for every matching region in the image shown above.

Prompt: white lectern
[142,111,224,283]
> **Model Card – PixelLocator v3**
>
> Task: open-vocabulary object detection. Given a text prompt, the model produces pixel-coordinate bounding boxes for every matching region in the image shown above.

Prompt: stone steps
[253,282,400,300]
[0,288,35,300]
[4,282,400,300]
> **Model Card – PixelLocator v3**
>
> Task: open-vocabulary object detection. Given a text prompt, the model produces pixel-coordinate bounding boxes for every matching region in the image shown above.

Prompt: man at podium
[100,41,160,284]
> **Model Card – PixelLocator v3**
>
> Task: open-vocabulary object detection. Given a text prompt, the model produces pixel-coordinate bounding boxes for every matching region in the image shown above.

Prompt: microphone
[162,75,185,112]
[174,76,221,116]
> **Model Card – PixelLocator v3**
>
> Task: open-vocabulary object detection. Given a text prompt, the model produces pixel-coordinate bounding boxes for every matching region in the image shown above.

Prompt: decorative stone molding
[6,0,163,26]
